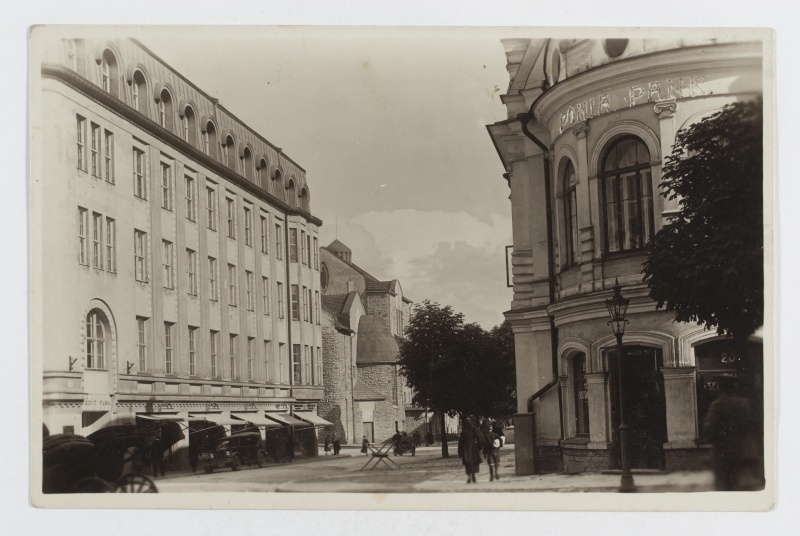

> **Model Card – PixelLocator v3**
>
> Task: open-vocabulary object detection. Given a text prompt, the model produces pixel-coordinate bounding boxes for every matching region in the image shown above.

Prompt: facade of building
[487,38,764,474]
[32,36,327,461]
[317,240,420,444]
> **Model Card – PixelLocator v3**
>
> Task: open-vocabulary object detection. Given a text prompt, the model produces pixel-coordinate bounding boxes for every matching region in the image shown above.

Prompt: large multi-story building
[32,36,327,461]
[487,38,765,475]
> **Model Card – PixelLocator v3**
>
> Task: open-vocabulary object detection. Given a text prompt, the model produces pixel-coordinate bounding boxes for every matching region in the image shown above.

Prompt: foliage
[642,98,763,340]
[398,300,516,422]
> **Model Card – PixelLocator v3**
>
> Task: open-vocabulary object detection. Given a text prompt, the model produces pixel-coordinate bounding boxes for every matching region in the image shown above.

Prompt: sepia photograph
[27,24,774,512]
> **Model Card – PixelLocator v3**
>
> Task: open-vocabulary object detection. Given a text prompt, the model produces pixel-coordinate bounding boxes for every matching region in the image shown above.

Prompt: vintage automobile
[200,432,268,473]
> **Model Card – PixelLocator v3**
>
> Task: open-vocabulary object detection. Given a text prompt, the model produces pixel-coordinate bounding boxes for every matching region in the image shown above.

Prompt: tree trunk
[440,411,449,458]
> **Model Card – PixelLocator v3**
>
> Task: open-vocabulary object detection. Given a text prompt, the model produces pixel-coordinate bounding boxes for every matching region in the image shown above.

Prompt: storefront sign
[82,394,113,409]
[558,75,706,133]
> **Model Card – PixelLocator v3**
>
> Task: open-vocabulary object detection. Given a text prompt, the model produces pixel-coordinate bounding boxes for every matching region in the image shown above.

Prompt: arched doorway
[608,345,667,470]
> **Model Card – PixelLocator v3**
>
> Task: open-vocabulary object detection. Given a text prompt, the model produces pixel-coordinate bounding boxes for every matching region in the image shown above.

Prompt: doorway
[609,346,667,470]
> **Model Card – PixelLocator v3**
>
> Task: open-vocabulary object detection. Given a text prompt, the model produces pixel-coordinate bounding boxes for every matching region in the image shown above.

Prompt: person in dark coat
[482,423,500,482]
[332,431,341,455]
[412,430,421,447]
[457,417,485,484]
[324,433,331,455]
[361,436,370,455]
[274,430,287,463]
[149,437,165,477]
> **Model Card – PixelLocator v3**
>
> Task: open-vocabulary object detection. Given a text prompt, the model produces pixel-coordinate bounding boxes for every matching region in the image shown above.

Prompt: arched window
[299,187,310,212]
[100,49,119,97]
[258,158,269,190]
[562,160,578,266]
[203,121,218,159]
[242,147,253,180]
[600,137,654,253]
[86,309,108,369]
[571,353,589,436]
[181,106,197,146]
[157,89,174,132]
[222,134,236,170]
[273,169,284,202]
[130,70,148,116]
[287,179,296,208]
[320,263,329,291]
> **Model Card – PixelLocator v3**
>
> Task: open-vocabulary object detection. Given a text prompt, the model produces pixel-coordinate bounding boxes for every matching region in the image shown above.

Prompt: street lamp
[605,278,636,493]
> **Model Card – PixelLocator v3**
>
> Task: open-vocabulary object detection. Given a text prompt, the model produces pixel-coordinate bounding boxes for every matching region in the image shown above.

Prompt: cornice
[42,63,322,227]
[546,284,656,326]
[533,42,762,128]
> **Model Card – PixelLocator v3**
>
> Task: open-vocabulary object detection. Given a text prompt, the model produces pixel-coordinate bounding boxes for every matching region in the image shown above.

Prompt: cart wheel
[205,465,213,474]
[71,476,112,493]
[257,451,267,468]
[231,456,242,471]
[113,473,158,493]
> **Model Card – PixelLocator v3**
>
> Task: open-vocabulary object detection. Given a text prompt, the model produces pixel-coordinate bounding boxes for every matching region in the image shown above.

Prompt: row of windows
[560,136,655,267]
[76,116,114,183]
[69,41,310,210]
[289,284,322,325]
[78,207,115,272]
[78,115,320,271]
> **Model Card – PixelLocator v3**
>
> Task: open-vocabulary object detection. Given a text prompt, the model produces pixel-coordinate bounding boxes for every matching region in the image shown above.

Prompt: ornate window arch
[201,118,218,159]
[287,179,297,208]
[178,101,198,146]
[299,186,310,212]
[561,158,579,266]
[257,157,270,191]
[272,169,284,202]
[240,144,253,181]
[100,48,120,97]
[128,68,150,116]
[221,132,236,170]
[154,85,175,132]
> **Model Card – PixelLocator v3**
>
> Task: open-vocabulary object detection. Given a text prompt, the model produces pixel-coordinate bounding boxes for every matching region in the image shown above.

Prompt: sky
[137,27,514,329]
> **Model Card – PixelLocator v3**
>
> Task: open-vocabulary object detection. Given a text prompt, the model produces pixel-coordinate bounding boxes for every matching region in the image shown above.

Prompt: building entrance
[609,346,667,470]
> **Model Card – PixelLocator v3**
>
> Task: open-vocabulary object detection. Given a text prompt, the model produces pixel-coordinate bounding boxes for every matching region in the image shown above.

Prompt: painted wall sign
[557,75,707,133]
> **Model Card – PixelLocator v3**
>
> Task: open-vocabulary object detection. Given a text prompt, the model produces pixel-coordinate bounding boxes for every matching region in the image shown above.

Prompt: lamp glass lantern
[606,280,630,337]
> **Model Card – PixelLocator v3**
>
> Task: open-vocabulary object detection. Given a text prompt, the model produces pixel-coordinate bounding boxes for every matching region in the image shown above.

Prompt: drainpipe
[516,112,564,444]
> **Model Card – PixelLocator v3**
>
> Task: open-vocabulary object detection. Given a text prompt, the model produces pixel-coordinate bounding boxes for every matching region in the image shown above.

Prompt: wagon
[43,425,159,493]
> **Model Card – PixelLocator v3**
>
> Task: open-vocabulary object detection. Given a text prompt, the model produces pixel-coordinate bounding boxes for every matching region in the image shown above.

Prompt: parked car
[200,432,268,473]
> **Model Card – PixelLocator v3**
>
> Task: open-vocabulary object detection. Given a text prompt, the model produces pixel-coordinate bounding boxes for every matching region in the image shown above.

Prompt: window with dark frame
[563,159,579,267]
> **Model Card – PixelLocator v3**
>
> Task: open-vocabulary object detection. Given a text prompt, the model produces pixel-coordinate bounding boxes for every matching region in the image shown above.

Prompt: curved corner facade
[487,38,764,473]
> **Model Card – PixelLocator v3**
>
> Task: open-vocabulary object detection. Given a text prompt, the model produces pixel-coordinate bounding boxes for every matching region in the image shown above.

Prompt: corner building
[32,36,326,460]
[487,38,764,474]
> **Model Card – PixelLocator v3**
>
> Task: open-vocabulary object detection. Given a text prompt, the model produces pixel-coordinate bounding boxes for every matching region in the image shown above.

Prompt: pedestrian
[275,430,287,463]
[324,432,331,455]
[702,378,764,491]
[412,430,421,447]
[426,430,433,446]
[332,431,341,455]
[361,436,370,455]
[188,441,199,473]
[457,416,485,484]
[482,423,501,481]
[149,436,165,477]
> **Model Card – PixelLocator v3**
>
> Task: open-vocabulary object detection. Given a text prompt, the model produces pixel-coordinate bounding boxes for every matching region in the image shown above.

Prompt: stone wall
[562,445,614,474]
[357,363,405,442]
[365,294,391,330]
[665,446,713,471]
[318,313,355,443]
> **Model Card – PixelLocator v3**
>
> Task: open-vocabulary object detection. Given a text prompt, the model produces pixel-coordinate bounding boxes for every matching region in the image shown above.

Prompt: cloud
[322,209,513,328]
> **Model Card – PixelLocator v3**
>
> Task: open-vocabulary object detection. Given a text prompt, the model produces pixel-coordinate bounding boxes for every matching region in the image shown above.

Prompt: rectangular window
[206,186,217,231]
[573,354,590,436]
[164,322,173,374]
[289,228,298,262]
[105,217,116,272]
[246,271,255,311]
[103,130,114,183]
[78,207,88,265]
[76,116,86,170]
[133,148,147,199]
[137,317,147,372]
[262,277,270,315]
[260,215,269,254]
[134,230,147,282]
[187,249,197,295]
[210,330,218,378]
[229,334,237,379]
[247,337,254,380]
[301,230,307,265]
[91,212,102,269]
[161,163,172,211]
[315,291,321,325]
[308,288,313,323]
[277,282,285,319]
[162,240,174,289]
[275,223,283,260]
[226,197,236,239]
[304,345,310,385]
[208,257,218,301]
[313,237,319,269]
[279,343,286,383]
[316,346,322,386]
[244,206,253,246]
[302,286,308,322]
[292,344,301,385]
[185,175,196,221]
[188,327,197,376]
[90,123,100,177]
[305,233,311,266]
[291,284,300,321]
[228,264,238,306]
[264,339,272,382]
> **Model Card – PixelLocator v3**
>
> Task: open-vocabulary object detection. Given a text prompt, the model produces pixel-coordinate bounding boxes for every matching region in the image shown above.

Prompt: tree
[643,98,763,353]
[398,301,516,457]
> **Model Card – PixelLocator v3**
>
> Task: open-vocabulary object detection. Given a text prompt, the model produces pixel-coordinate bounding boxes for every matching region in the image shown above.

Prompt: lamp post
[606,279,636,493]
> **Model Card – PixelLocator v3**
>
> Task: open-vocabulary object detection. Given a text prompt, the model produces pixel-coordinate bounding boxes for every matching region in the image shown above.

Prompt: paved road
[153,446,714,494]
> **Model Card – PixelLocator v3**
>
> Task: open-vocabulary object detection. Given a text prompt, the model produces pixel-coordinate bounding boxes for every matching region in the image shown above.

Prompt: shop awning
[264,412,312,428]
[137,413,185,422]
[294,411,334,427]
[187,413,242,425]
[231,413,282,428]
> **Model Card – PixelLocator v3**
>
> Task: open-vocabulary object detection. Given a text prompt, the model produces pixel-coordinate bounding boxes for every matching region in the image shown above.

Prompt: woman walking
[458,417,485,484]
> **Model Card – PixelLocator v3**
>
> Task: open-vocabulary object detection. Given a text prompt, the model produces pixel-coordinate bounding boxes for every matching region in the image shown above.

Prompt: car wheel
[204,465,213,474]
[257,451,267,468]
[231,455,242,471]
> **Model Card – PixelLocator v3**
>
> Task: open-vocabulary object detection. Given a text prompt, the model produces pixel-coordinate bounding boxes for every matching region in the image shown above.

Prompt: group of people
[458,417,505,484]
[323,431,341,455]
